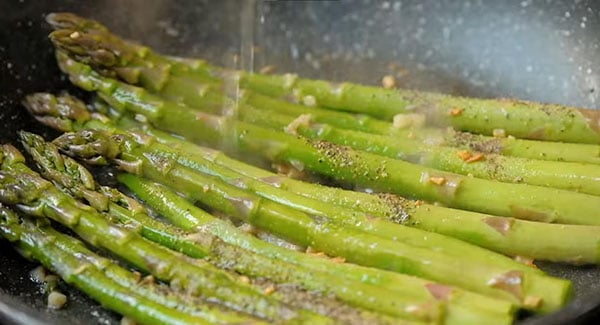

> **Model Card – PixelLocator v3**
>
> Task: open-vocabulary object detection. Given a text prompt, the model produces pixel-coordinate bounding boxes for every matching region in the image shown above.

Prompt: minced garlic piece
[393,113,426,129]
[449,108,464,116]
[429,176,446,185]
[48,291,67,310]
[493,128,507,138]
[381,75,396,89]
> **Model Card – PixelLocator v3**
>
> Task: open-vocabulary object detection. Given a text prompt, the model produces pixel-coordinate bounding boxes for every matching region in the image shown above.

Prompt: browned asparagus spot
[259,175,285,188]
[509,205,552,223]
[483,217,514,236]
[487,270,524,300]
[425,283,454,301]
[579,108,600,133]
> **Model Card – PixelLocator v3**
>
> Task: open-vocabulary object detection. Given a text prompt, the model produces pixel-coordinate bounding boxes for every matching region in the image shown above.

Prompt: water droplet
[442,27,451,40]
[367,48,375,59]
[290,43,299,60]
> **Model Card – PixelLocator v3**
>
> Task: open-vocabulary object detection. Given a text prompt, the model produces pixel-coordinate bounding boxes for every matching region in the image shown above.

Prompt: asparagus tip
[0,144,26,167]
[46,12,107,33]
[49,29,116,67]
[22,93,91,132]
[52,129,124,164]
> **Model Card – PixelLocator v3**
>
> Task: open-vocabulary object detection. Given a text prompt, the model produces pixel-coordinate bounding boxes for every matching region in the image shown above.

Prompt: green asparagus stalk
[0,145,331,324]
[48,14,600,164]
[20,92,400,217]
[22,125,530,275]
[19,131,450,323]
[146,123,600,264]
[66,48,600,197]
[121,174,517,321]
[240,73,600,144]
[137,119,600,265]
[55,52,600,226]
[0,206,264,324]
[17,129,517,323]
[33,102,533,272]
[21,93,519,322]
[20,131,212,259]
[47,13,600,144]
[45,229,266,324]
[240,91,600,165]
[146,127,600,265]
[119,174,511,323]
[53,128,572,313]
[206,96,600,197]
[47,21,221,94]
[49,28,600,196]
[24,93,600,264]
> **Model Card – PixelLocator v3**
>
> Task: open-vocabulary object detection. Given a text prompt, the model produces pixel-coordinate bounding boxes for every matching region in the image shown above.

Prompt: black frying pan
[1,1,600,323]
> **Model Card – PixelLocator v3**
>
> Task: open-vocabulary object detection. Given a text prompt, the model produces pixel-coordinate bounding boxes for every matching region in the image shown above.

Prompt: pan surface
[1,1,600,323]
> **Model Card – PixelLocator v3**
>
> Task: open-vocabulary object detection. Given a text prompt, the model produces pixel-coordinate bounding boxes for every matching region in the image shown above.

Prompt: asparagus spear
[48,28,600,196]
[48,14,600,164]
[50,37,600,198]
[47,13,600,144]
[214,98,600,196]
[54,53,600,226]
[141,126,600,265]
[240,91,600,165]
[15,129,514,323]
[25,91,600,264]
[20,130,213,259]
[241,74,600,144]
[30,101,531,271]
[21,92,406,218]
[122,174,517,321]
[27,93,600,265]
[21,94,519,321]
[55,47,600,197]
[19,131,449,323]
[0,206,264,324]
[0,145,331,324]
[133,119,600,265]
[118,122,599,264]
[53,128,572,313]
[23,125,531,275]
[0,220,205,325]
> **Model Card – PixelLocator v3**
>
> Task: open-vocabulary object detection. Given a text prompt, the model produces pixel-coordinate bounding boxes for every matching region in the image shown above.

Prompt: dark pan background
[1,0,600,324]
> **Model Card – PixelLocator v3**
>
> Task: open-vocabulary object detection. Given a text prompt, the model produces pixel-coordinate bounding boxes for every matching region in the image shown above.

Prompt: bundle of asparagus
[2,12,600,324]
